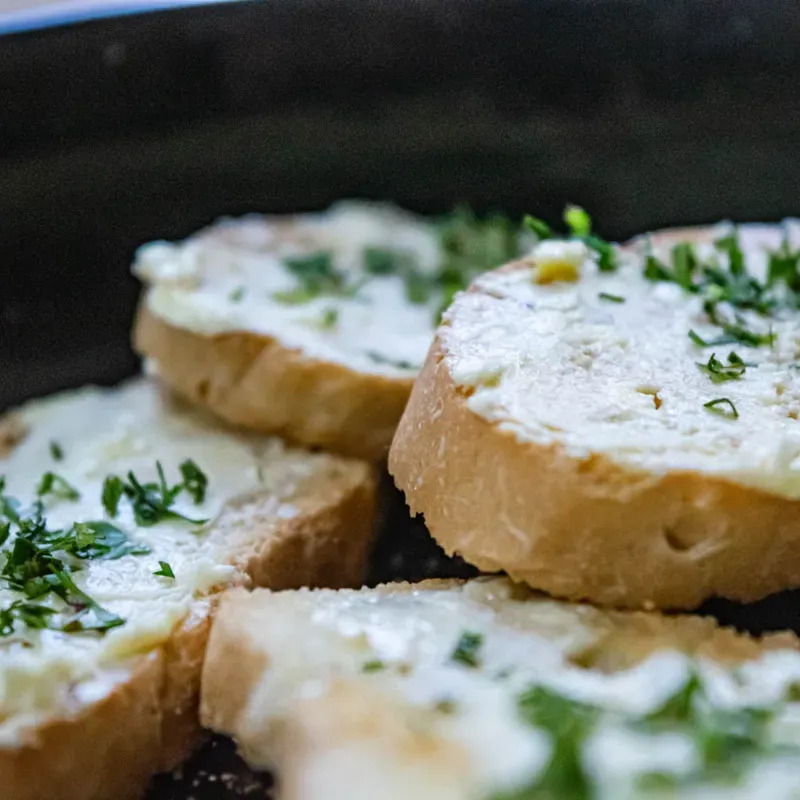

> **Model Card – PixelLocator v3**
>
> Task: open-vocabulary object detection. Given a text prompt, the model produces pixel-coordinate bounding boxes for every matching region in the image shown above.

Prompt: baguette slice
[390,221,800,610]
[132,202,521,460]
[201,576,800,800]
[0,377,375,800]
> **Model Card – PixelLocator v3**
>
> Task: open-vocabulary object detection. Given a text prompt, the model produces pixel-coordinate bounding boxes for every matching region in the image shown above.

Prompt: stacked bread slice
[133,201,523,461]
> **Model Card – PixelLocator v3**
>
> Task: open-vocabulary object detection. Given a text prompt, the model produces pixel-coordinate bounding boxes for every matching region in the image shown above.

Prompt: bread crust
[0,421,376,800]
[134,303,413,462]
[389,319,800,612]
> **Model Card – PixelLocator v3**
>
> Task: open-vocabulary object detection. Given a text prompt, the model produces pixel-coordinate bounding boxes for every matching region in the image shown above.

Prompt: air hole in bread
[663,525,693,553]
[636,385,663,410]
[196,379,211,401]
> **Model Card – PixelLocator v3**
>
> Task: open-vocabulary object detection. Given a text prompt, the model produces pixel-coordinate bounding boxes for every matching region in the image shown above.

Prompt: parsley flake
[49,441,64,462]
[154,561,175,579]
[36,472,80,501]
[704,397,739,420]
[697,352,746,383]
[598,292,624,304]
[102,462,209,527]
[450,631,483,668]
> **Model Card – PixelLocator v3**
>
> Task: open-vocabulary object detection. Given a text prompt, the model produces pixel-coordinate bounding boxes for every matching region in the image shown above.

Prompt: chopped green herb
[0,482,137,637]
[228,286,246,303]
[0,601,57,636]
[102,475,124,517]
[36,472,80,501]
[564,205,592,238]
[365,351,418,370]
[450,631,483,668]
[598,292,624,304]
[154,561,175,579]
[362,659,386,673]
[433,698,458,715]
[363,247,410,275]
[103,462,209,528]
[524,206,618,272]
[704,398,739,420]
[697,352,746,383]
[715,232,745,276]
[766,233,800,291]
[643,674,701,727]
[515,687,595,800]
[319,307,339,329]
[523,214,553,240]
[41,521,151,561]
[404,268,433,304]
[272,286,320,305]
[179,459,208,505]
[49,441,64,462]
[636,772,681,791]
[0,478,21,523]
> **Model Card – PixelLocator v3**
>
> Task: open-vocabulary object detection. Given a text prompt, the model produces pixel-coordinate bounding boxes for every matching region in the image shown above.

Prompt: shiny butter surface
[134,201,443,376]
[0,378,330,742]
[216,578,800,800]
[443,222,800,497]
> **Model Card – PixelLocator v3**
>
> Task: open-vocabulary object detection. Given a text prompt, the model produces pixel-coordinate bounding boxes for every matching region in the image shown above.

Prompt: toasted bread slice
[0,377,375,800]
[389,221,800,610]
[201,576,800,800]
[132,202,522,460]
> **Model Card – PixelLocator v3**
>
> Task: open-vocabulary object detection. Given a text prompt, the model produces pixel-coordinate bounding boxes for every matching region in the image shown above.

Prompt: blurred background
[3,0,800,409]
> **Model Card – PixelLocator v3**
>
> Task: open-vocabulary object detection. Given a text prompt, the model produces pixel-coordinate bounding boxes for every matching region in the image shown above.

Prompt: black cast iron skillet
[3,1,800,795]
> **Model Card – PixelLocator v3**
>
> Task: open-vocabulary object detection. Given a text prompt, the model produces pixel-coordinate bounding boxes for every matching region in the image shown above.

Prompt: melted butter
[0,378,332,741]
[214,577,800,799]
[134,201,444,376]
[443,221,800,498]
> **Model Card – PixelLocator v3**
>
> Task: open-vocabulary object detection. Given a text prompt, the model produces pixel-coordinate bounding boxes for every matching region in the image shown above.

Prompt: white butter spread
[0,378,338,743]
[443,221,800,498]
[134,201,446,377]
[217,577,800,800]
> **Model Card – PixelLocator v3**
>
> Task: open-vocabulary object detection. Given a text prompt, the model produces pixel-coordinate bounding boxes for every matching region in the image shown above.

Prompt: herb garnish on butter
[0,486,146,636]
[0,459,209,637]
[697,352,747,383]
[703,397,739,420]
[525,206,619,273]
[103,460,208,527]
[451,630,483,668]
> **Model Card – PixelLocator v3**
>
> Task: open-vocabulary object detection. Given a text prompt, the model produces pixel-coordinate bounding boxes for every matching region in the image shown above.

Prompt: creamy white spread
[134,201,446,377]
[214,577,800,800]
[0,378,335,743]
[443,221,800,497]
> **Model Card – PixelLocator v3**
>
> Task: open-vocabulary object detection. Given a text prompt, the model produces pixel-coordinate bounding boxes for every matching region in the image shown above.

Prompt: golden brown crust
[0,416,376,800]
[134,304,413,462]
[389,332,800,611]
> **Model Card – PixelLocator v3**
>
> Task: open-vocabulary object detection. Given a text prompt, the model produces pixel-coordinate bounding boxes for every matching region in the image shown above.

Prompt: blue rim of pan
[0,0,245,35]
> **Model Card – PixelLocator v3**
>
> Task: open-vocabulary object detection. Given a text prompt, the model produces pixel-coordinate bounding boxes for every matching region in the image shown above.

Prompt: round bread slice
[132,202,522,461]
[0,377,375,800]
[390,220,800,610]
[200,576,800,800]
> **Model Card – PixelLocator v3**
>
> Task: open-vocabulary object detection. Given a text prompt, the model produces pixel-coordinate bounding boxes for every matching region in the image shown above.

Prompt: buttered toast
[0,378,375,800]
[390,220,800,610]
[201,577,800,800]
[133,202,522,460]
